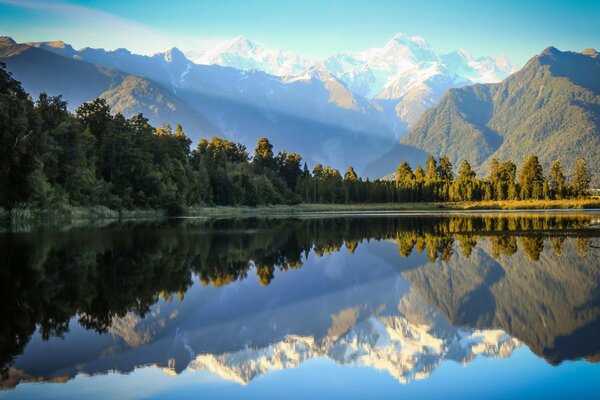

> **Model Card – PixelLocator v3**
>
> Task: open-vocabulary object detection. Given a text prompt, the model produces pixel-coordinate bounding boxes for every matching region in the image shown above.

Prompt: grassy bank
[2,198,599,223]
[187,199,600,216]
[1,204,165,223]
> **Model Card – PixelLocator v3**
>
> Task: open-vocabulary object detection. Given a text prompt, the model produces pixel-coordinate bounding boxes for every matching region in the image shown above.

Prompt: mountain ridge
[371,46,600,184]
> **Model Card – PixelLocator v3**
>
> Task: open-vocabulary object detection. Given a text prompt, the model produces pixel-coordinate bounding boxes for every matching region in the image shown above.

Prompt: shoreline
[2,199,600,223]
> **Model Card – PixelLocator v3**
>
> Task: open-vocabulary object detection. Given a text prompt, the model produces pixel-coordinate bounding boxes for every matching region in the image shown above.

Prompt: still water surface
[1,212,600,399]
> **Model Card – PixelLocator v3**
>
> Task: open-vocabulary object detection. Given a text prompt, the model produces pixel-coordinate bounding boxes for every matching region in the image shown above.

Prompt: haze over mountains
[0,33,517,176]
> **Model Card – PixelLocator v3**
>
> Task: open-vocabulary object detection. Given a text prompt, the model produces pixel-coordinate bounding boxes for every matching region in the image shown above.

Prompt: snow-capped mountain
[5,33,519,177]
[191,32,518,101]
[188,35,310,76]
[187,32,518,137]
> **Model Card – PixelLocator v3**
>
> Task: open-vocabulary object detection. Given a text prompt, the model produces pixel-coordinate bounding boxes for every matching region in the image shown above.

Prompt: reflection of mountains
[402,237,600,364]
[189,298,519,385]
[1,214,599,388]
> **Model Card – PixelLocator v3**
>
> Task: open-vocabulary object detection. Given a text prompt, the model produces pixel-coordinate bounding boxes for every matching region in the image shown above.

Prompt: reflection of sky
[3,228,600,399]
[3,348,600,400]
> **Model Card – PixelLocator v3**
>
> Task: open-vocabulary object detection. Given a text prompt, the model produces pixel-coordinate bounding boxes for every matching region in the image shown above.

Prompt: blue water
[1,215,599,399]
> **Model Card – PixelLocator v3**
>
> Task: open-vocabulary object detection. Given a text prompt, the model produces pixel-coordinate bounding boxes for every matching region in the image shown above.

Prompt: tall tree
[0,63,43,208]
[437,156,454,182]
[571,158,591,197]
[395,162,414,186]
[548,161,567,199]
[253,137,274,170]
[519,155,546,200]
[424,156,438,183]
[344,166,358,182]
[452,160,477,201]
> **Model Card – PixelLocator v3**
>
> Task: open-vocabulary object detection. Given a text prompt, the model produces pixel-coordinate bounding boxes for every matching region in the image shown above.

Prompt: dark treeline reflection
[1,214,599,379]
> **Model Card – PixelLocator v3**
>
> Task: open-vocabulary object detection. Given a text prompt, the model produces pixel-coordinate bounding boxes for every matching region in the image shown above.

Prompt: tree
[437,156,453,182]
[548,161,567,199]
[488,159,517,200]
[344,166,358,182]
[414,165,425,183]
[452,160,477,201]
[519,155,546,199]
[425,156,438,183]
[312,164,324,179]
[253,137,274,170]
[395,162,414,186]
[276,151,303,189]
[0,63,43,208]
[571,158,591,197]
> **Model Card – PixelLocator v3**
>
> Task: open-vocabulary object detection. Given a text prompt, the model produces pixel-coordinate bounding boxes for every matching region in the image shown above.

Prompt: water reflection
[1,213,599,390]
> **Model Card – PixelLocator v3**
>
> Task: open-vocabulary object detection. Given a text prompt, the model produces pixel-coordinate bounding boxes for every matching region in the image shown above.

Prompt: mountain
[390,47,600,185]
[0,37,218,139]
[188,33,518,138]
[3,34,517,174]
[99,76,218,134]
[323,33,518,134]
[187,35,310,76]
[6,37,394,172]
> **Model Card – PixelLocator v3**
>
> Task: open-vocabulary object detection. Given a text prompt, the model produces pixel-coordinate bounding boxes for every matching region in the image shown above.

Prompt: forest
[0,63,593,214]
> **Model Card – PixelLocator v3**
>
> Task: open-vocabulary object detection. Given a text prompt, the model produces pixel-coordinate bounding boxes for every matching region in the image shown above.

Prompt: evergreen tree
[414,165,425,183]
[437,156,453,182]
[253,137,274,170]
[395,162,414,186]
[571,158,591,197]
[0,64,43,208]
[344,166,358,182]
[452,160,476,201]
[425,156,438,183]
[548,161,567,199]
[519,155,546,199]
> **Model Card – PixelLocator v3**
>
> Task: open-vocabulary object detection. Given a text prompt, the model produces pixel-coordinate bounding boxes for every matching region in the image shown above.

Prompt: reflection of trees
[0,214,598,379]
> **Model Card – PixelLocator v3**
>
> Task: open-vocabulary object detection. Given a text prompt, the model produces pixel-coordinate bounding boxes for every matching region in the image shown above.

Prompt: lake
[1,212,600,399]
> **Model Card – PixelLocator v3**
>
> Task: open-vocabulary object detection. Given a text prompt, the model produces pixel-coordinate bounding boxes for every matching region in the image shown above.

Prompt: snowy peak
[380,32,439,63]
[188,35,310,76]
[185,32,518,105]
[156,47,188,63]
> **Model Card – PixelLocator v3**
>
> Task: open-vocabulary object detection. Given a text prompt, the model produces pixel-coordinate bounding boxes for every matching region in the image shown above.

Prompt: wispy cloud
[0,0,227,54]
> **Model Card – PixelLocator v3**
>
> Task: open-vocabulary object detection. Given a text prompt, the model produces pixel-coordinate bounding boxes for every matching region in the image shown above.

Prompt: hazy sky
[1,0,598,66]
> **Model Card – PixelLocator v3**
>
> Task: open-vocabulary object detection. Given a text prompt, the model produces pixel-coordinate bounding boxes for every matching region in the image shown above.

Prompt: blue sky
[1,0,598,65]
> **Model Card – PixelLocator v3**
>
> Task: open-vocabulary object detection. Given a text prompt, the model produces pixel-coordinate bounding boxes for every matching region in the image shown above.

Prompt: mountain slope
[0,37,124,107]
[99,76,218,134]
[0,37,218,139]
[393,47,600,185]
[186,33,517,138]
[18,38,395,172]
[323,33,517,132]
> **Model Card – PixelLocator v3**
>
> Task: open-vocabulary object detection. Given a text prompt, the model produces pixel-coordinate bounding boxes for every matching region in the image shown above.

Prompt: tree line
[394,155,591,202]
[1,63,592,213]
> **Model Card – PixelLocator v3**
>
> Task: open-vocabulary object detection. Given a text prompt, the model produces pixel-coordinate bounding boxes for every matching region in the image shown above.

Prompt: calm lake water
[1,212,600,399]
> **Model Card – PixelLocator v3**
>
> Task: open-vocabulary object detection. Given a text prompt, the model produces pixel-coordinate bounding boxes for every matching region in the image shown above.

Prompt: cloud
[0,0,227,54]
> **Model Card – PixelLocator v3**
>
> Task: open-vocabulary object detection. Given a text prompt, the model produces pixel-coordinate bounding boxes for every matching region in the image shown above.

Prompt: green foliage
[549,161,567,199]
[519,155,546,200]
[401,48,600,187]
[0,63,594,212]
[572,158,591,197]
